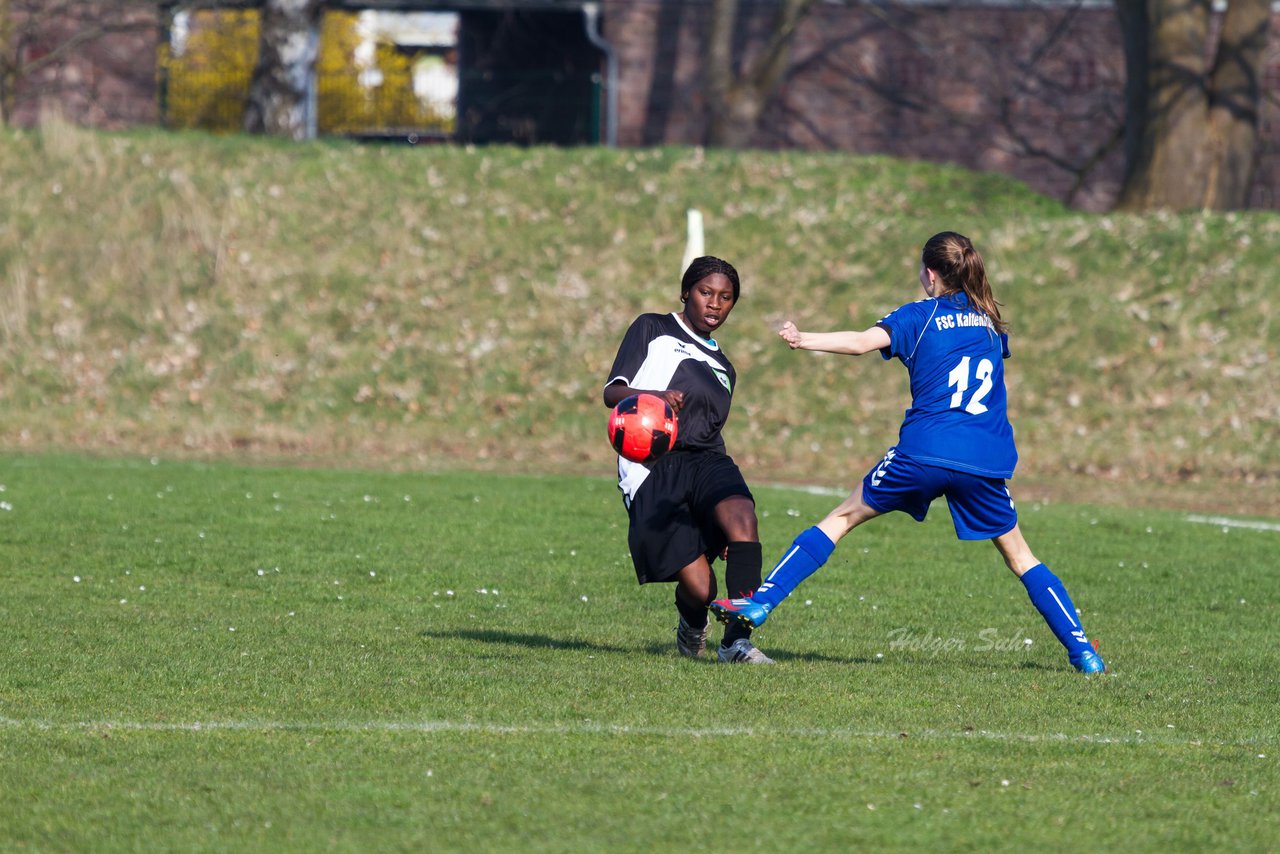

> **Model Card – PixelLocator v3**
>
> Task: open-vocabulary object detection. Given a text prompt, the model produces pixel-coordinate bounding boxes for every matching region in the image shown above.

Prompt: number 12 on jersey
[948,356,994,414]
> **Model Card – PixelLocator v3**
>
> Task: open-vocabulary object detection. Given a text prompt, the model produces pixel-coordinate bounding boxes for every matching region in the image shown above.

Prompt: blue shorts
[861,448,1017,540]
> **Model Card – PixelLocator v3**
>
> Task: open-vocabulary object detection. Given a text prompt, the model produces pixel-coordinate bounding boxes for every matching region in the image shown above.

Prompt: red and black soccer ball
[607,393,679,464]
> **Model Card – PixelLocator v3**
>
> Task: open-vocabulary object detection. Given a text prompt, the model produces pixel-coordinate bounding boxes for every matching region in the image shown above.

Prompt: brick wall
[604,0,1280,212]
[10,2,1280,211]
[6,3,161,129]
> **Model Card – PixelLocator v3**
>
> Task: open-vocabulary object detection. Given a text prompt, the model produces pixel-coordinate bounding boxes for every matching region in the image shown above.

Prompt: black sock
[725,541,763,599]
[721,541,762,646]
[722,621,752,646]
[675,584,710,629]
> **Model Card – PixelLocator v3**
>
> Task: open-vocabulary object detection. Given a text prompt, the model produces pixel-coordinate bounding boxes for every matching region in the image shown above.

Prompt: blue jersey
[876,291,1017,478]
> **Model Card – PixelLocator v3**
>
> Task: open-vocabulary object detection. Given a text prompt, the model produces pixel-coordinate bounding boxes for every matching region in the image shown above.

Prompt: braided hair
[681,256,740,302]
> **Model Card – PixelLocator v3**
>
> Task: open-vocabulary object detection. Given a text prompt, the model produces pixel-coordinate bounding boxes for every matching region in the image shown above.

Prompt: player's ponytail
[922,232,1007,334]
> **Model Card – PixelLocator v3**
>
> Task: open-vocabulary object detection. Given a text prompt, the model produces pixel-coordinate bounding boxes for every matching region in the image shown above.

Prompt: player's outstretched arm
[778,321,889,356]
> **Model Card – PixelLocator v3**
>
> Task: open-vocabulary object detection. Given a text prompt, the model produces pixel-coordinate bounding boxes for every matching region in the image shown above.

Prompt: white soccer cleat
[717,638,775,665]
[675,616,710,659]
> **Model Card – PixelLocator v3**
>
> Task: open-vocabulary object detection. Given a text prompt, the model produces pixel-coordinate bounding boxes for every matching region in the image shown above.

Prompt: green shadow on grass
[421,628,878,665]
[421,628,643,654]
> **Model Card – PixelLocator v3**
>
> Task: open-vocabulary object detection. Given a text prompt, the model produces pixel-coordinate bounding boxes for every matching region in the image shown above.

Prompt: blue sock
[1020,563,1094,664]
[753,527,836,611]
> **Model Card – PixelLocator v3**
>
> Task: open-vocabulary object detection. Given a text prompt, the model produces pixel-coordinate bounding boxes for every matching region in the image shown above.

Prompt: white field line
[1184,514,1280,533]
[767,483,1280,532]
[0,716,1272,748]
[771,483,846,498]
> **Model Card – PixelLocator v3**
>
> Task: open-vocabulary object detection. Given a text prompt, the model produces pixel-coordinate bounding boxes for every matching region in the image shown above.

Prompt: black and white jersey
[605,312,738,501]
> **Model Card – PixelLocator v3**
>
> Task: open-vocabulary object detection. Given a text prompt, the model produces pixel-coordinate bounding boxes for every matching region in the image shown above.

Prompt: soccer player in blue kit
[710,232,1106,673]
[604,256,773,664]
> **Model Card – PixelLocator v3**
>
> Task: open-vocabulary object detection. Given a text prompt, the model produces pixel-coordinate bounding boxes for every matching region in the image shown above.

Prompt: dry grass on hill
[1,120,1276,516]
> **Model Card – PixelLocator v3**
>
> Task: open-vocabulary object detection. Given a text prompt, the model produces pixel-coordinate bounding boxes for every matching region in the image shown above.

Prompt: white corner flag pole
[681,208,704,276]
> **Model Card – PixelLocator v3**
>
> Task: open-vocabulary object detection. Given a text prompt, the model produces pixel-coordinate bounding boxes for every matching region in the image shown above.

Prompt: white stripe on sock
[1047,588,1079,629]
[764,545,802,582]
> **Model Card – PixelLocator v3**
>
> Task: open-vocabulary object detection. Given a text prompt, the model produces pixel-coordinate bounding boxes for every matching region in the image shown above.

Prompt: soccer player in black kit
[602,256,772,663]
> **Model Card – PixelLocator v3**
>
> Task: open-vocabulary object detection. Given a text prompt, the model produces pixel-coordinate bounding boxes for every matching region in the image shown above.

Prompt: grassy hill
[1,119,1276,516]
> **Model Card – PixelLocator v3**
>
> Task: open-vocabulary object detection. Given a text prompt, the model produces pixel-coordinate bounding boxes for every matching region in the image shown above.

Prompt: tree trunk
[705,0,813,148]
[1116,0,1270,211]
[1202,0,1271,209]
[243,0,322,139]
[1,0,16,127]
[705,0,747,147]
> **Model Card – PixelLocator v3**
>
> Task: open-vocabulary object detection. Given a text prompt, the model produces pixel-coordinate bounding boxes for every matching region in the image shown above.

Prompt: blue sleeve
[877,301,928,364]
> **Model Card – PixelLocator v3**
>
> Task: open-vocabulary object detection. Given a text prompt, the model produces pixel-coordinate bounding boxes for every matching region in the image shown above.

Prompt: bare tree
[700,0,1269,211]
[705,0,815,148]
[243,0,322,139]
[978,3,1128,209]
[0,0,158,128]
[0,0,12,124]
[1115,0,1272,210]
[759,1,1128,208]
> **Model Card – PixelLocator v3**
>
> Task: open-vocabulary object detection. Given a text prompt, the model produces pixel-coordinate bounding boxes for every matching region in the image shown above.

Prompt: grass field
[2,121,1277,850]
[1,453,1276,851]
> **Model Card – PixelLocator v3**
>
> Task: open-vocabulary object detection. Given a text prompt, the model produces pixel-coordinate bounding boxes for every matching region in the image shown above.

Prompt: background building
[6,0,1280,210]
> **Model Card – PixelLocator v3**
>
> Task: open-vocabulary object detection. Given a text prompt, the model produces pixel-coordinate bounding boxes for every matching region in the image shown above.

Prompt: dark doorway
[456,10,601,145]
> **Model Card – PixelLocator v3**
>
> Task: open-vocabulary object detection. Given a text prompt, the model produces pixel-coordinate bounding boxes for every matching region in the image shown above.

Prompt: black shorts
[625,449,753,584]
